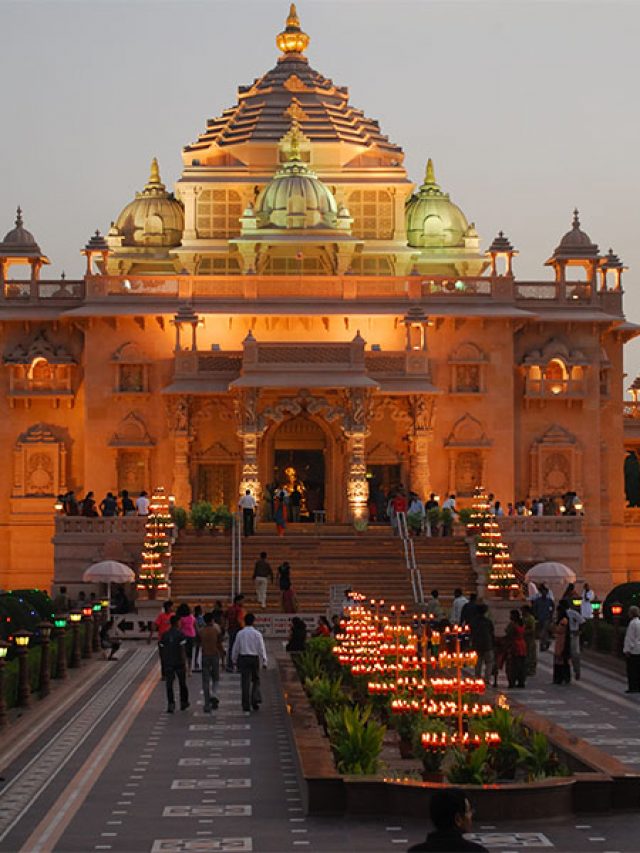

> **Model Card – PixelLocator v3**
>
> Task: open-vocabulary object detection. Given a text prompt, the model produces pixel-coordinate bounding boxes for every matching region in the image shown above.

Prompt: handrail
[231,511,243,598]
[396,511,424,605]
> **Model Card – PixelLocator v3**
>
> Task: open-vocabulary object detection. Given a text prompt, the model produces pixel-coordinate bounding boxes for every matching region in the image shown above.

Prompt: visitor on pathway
[505,609,527,688]
[99,491,118,516]
[532,584,555,651]
[120,489,136,516]
[470,603,494,682]
[199,612,224,712]
[581,583,595,619]
[426,589,445,624]
[330,614,341,636]
[278,561,297,612]
[289,484,302,522]
[238,489,257,536]
[99,619,121,660]
[177,603,197,676]
[52,585,70,613]
[274,489,287,536]
[313,616,332,637]
[159,614,190,713]
[450,588,468,626]
[425,493,439,536]
[441,494,457,536]
[389,489,407,534]
[408,787,488,852]
[560,582,576,603]
[286,616,307,652]
[552,600,572,685]
[192,605,205,672]
[253,551,274,608]
[136,490,150,516]
[63,490,79,515]
[460,593,479,627]
[231,612,267,714]
[152,600,174,678]
[226,594,245,672]
[566,605,585,680]
[521,604,537,675]
[623,605,640,693]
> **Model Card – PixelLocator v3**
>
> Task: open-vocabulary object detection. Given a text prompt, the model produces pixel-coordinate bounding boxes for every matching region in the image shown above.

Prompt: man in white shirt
[450,588,468,626]
[238,489,257,537]
[231,613,268,713]
[623,606,640,694]
[136,491,150,516]
[581,583,595,619]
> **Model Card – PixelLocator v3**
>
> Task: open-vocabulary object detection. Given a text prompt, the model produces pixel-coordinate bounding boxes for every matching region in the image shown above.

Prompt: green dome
[406,159,471,249]
[255,124,339,230]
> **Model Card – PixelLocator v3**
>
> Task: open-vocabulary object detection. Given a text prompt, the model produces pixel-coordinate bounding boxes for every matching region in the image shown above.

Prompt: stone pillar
[169,396,192,508]
[180,185,199,242]
[345,428,368,521]
[235,388,263,505]
[408,394,435,498]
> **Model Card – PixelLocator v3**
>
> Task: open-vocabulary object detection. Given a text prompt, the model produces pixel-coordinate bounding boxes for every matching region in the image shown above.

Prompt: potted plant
[391,711,417,759]
[412,717,448,780]
[407,511,424,536]
[212,504,233,534]
[353,517,368,534]
[514,731,568,781]
[325,704,386,775]
[458,507,473,528]
[190,501,214,534]
[426,507,441,536]
[446,743,495,785]
[440,507,454,536]
[171,506,188,539]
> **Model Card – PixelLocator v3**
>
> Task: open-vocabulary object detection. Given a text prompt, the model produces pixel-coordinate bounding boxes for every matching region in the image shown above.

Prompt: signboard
[253,612,320,638]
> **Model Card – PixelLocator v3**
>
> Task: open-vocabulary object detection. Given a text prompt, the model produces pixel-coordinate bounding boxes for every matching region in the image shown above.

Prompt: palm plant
[326,704,386,775]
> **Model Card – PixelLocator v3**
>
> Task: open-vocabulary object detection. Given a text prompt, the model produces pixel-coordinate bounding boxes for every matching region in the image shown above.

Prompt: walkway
[2,643,640,851]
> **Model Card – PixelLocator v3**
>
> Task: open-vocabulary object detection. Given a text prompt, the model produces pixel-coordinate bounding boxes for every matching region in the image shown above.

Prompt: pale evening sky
[2,0,640,381]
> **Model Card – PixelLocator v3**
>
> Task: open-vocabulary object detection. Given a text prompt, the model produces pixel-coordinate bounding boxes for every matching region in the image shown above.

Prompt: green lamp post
[0,640,9,727]
[38,621,54,698]
[69,611,82,668]
[53,615,68,679]
[14,630,32,708]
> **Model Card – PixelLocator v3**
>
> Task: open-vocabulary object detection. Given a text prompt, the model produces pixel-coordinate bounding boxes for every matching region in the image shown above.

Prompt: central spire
[276,3,310,57]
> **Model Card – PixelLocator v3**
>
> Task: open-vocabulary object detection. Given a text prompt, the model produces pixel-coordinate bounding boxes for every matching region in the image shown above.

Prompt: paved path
[2,643,640,852]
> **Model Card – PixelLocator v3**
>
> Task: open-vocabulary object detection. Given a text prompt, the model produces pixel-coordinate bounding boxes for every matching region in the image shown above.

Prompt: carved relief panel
[448,342,486,394]
[529,425,583,498]
[444,413,491,497]
[13,423,67,498]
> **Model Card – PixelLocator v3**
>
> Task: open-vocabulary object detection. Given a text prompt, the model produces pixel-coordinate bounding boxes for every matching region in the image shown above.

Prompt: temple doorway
[268,415,327,521]
[196,463,236,507]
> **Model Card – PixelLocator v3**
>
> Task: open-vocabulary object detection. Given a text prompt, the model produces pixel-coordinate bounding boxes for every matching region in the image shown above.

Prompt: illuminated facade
[0,5,636,591]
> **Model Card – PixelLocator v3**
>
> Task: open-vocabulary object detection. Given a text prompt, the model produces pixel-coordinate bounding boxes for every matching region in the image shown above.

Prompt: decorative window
[349,256,393,275]
[197,256,242,274]
[196,189,243,239]
[13,423,67,498]
[3,330,76,407]
[521,339,587,402]
[111,342,150,395]
[261,256,324,275]
[444,413,491,497]
[529,424,582,499]
[347,190,394,239]
[117,450,148,495]
[448,342,487,394]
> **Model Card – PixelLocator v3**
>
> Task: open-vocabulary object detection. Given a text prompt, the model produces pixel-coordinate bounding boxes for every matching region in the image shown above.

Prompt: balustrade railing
[54,516,147,535]
[497,516,583,535]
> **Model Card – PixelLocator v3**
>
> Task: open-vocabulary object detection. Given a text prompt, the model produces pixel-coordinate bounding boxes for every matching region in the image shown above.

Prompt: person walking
[505,609,527,688]
[253,552,273,609]
[177,603,197,676]
[231,613,268,714]
[552,601,571,685]
[225,594,245,672]
[273,490,287,536]
[408,788,489,852]
[533,584,555,651]
[159,614,190,713]
[278,562,297,612]
[567,605,585,680]
[199,612,224,712]
[425,589,445,624]
[193,605,205,672]
[460,593,479,628]
[238,489,256,537]
[470,603,494,682]
[136,490,150,516]
[286,616,307,652]
[623,605,640,693]
[450,588,468,626]
[581,583,595,620]
[152,600,174,678]
[521,604,537,676]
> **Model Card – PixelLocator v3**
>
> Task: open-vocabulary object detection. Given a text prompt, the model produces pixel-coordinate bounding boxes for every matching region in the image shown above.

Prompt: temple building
[0,5,637,592]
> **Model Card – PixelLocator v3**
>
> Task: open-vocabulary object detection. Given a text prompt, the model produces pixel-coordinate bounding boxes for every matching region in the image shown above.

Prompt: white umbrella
[83,560,135,609]
[525,561,576,601]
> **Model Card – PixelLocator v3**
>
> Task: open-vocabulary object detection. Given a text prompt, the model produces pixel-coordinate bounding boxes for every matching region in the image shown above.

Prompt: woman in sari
[274,490,287,537]
[553,600,571,684]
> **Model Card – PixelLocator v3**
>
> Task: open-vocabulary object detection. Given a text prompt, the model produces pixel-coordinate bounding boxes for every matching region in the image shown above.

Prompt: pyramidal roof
[184,5,403,160]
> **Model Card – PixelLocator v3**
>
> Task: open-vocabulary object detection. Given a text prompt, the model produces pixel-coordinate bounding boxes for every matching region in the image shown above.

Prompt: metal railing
[396,511,424,605]
[230,511,243,599]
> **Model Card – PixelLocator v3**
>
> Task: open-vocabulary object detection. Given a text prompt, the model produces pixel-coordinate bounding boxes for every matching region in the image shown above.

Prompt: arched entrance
[264,414,331,521]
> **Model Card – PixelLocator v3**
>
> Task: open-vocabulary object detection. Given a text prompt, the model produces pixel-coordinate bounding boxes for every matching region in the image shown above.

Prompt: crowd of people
[423,580,598,690]
[56,489,151,517]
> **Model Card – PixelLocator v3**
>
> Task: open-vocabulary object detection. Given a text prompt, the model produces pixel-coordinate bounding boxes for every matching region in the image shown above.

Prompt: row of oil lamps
[333,596,501,750]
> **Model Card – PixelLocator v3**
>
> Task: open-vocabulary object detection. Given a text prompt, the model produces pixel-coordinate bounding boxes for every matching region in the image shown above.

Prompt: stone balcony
[497,515,584,575]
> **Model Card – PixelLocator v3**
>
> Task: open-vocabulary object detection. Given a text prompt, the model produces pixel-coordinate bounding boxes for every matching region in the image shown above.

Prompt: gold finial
[425,158,436,184]
[149,157,161,185]
[276,3,310,56]
[288,120,302,160]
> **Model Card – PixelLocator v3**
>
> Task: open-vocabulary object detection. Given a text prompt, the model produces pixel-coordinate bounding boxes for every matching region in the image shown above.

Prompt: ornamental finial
[15,206,23,228]
[276,3,310,56]
[425,158,436,185]
[572,208,580,229]
[149,157,161,185]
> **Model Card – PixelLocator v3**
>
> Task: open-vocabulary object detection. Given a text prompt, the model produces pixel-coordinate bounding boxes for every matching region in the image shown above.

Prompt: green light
[92,603,102,612]
[454,280,465,291]
[54,616,67,629]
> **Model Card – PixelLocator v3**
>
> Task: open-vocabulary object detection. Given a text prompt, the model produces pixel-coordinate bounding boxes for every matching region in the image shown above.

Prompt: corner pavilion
[0,5,637,593]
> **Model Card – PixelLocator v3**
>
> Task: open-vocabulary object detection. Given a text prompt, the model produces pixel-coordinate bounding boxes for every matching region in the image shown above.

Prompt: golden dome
[111,158,184,248]
[254,124,340,230]
[406,159,472,249]
[276,4,310,57]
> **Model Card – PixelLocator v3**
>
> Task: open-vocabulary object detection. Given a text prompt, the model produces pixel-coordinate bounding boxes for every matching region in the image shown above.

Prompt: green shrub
[458,508,473,527]
[514,731,568,781]
[407,512,424,534]
[171,506,188,530]
[13,590,55,621]
[326,704,386,775]
[481,707,524,779]
[213,504,233,529]
[295,646,329,682]
[304,675,349,713]
[190,501,214,530]
[411,717,448,772]
[447,744,494,785]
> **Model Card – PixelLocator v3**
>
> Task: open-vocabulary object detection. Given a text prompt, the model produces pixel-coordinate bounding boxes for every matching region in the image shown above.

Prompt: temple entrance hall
[273,449,325,520]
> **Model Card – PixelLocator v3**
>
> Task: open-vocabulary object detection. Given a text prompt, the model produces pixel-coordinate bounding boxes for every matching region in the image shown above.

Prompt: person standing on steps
[199,611,224,712]
[274,489,287,536]
[253,551,273,609]
[231,612,268,714]
[289,485,301,523]
[159,614,190,713]
[278,561,297,613]
[238,489,256,537]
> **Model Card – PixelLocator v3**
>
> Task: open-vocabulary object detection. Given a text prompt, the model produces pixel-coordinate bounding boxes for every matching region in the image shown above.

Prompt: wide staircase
[170,525,476,614]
